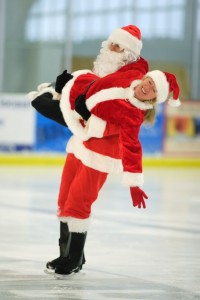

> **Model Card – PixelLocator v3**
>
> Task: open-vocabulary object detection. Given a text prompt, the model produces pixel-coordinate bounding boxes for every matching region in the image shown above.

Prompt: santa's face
[93,41,136,77]
[109,43,124,53]
[134,77,157,101]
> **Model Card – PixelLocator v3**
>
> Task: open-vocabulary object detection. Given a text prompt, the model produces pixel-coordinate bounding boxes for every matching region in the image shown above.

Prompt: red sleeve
[119,121,143,173]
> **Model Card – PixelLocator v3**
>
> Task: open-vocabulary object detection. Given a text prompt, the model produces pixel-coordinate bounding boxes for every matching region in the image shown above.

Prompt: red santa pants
[57,153,108,219]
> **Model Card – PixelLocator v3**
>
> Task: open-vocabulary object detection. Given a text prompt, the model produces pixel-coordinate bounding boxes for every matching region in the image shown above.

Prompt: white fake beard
[93,41,137,77]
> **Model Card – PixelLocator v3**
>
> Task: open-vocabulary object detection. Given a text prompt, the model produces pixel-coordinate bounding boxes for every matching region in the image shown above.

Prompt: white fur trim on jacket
[85,115,107,139]
[67,136,123,174]
[86,82,153,112]
[122,171,144,187]
[58,216,90,232]
[108,28,142,56]
[86,87,128,111]
[60,69,94,139]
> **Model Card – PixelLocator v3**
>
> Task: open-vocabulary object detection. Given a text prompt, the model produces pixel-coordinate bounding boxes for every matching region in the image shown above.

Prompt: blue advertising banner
[139,104,164,155]
[34,112,72,152]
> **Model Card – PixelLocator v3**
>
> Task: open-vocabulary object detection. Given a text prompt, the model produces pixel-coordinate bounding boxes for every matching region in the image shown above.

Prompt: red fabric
[83,61,147,174]
[86,60,148,99]
[69,73,99,109]
[57,154,108,218]
[130,187,148,209]
[83,122,121,158]
[83,133,121,158]
[90,100,145,173]
[164,72,180,100]
[122,24,141,40]
[63,57,149,175]
[68,58,148,110]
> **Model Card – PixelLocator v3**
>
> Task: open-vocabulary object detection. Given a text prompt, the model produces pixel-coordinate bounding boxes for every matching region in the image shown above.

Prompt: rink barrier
[0,154,65,166]
[0,154,200,167]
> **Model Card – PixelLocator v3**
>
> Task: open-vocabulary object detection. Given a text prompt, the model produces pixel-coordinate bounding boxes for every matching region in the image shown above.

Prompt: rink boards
[0,94,200,163]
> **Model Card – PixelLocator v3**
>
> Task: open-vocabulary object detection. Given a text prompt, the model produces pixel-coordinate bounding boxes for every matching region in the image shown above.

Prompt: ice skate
[45,222,70,274]
[45,252,86,274]
[44,257,62,274]
[54,232,87,279]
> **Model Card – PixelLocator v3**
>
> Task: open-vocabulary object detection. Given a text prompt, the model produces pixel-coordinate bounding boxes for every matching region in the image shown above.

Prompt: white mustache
[93,42,137,77]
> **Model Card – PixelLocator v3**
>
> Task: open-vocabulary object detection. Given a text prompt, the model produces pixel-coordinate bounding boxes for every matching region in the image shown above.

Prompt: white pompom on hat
[107,24,143,57]
[145,70,181,107]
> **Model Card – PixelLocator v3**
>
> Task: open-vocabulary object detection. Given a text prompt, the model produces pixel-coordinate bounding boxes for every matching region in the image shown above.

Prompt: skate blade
[54,267,80,279]
[44,269,55,275]
[54,272,76,279]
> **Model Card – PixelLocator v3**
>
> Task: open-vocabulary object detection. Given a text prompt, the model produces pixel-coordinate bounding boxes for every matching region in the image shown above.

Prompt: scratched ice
[0,166,199,300]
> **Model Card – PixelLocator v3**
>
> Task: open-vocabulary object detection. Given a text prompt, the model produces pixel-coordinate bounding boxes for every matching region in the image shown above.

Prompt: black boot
[45,222,70,273]
[54,232,87,277]
[69,232,86,267]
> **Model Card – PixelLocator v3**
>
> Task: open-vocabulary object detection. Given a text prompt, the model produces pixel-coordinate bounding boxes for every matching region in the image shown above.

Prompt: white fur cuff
[122,172,144,187]
[58,217,90,233]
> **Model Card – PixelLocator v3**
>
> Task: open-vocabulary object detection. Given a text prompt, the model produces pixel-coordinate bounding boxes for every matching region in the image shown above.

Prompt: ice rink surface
[0,165,199,300]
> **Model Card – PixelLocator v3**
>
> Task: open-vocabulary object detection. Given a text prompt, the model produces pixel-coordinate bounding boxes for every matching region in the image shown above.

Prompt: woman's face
[134,77,157,101]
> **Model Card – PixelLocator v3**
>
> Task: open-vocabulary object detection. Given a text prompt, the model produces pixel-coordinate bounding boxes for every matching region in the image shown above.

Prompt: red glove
[130,187,148,209]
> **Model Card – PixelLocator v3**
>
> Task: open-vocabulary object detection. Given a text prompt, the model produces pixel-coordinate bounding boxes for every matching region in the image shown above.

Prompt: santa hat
[145,70,181,107]
[107,25,142,57]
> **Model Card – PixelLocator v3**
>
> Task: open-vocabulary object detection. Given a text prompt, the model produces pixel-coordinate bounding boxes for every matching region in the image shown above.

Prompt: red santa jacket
[60,57,150,187]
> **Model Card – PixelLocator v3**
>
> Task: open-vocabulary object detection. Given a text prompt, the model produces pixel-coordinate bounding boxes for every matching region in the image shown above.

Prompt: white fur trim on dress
[58,216,90,232]
[108,28,142,56]
[67,136,123,174]
[37,82,51,92]
[145,70,169,104]
[85,115,107,138]
[27,87,60,101]
[122,171,144,187]
[27,91,38,101]
[60,69,94,139]
[38,86,60,100]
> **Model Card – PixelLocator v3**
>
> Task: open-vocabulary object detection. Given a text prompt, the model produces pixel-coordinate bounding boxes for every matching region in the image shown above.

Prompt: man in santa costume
[28,25,180,277]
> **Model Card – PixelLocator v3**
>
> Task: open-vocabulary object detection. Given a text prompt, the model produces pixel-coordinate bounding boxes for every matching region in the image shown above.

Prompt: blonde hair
[143,98,157,125]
